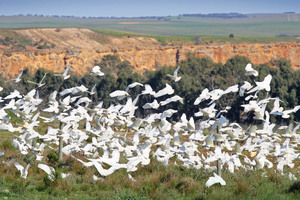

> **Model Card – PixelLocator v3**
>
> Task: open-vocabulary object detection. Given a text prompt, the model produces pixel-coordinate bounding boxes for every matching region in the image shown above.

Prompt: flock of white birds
[0,63,299,187]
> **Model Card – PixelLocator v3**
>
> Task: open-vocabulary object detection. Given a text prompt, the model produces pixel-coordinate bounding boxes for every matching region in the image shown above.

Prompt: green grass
[93,29,300,44]
[0,156,299,200]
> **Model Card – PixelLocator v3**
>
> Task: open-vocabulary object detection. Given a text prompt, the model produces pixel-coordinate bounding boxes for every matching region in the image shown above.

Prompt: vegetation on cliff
[0,54,299,123]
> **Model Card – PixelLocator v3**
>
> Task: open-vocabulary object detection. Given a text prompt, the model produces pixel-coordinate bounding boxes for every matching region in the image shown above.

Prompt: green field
[1,14,300,37]
[94,29,300,44]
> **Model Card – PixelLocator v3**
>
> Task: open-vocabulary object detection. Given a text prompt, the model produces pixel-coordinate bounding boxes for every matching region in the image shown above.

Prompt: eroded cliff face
[0,29,299,78]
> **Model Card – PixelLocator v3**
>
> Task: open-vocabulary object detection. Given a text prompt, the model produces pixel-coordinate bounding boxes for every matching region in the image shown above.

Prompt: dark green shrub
[47,151,59,165]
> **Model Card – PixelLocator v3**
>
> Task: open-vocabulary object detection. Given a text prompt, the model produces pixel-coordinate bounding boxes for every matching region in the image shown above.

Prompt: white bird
[14,162,30,179]
[195,103,217,118]
[161,109,178,119]
[109,90,130,100]
[160,95,184,106]
[75,97,92,107]
[207,89,225,105]
[141,84,156,96]
[245,63,258,76]
[38,163,56,181]
[72,85,89,94]
[93,175,105,181]
[59,87,74,96]
[60,85,88,96]
[54,65,72,80]
[27,73,47,88]
[224,84,239,94]
[61,173,71,179]
[62,65,72,80]
[2,100,16,112]
[4,90,22,100]
[245,92,258,101]
[270,97,283,114]
[12,70,24,83]
[245,125,257,137]
[24,89,36,102]
[48,91,58,103]
[205,173,226,187]
[78,157,126,177]
[88,84,97,95]
[186,117,196,131]
[239,81,253,96]
[59,95,72,111]
[154,83,174,98]
[129,118,143,131]
[216,106,231,118]
[247,74,272,94]
[253,104,267,121]
[213,115,229,129]
[128,174,136,182]
[241,100,261,113]
[143,99,160,109]
[119,96,139,115]
[281,106,300,119]
[43,101,59,113]
[90,65,104,76]
[167,66,181,82]
[125,82,143,92]
[207,84,238,105]
[203,134,214,148]
[194,88,210,105]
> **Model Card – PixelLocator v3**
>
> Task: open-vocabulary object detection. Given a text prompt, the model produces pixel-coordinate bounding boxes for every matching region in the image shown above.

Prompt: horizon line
[0,12,298,19]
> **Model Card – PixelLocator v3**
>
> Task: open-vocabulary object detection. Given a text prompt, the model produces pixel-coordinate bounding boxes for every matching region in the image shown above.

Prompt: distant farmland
[0,13,300,37]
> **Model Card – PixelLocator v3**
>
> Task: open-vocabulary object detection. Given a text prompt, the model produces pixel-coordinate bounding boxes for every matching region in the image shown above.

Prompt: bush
[47,151,59,165]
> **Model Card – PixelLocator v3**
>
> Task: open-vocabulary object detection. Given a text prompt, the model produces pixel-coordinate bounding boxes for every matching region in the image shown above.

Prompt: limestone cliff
[0,28,299,78]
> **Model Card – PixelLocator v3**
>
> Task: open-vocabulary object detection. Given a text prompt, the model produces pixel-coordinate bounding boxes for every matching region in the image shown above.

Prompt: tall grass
[0,151,299,199]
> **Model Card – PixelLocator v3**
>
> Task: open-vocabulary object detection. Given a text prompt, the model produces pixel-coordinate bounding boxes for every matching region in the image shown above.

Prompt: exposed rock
[0,28,300,78]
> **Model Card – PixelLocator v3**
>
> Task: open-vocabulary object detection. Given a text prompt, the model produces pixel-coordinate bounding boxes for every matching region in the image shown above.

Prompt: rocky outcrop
[1,29,300,78]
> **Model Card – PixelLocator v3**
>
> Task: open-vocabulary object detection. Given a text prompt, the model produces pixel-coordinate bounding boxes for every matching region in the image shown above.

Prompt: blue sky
[0,0,299,17]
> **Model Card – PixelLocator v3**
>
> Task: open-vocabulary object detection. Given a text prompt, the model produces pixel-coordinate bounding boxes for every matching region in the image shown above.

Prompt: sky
[0,0,299,18]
